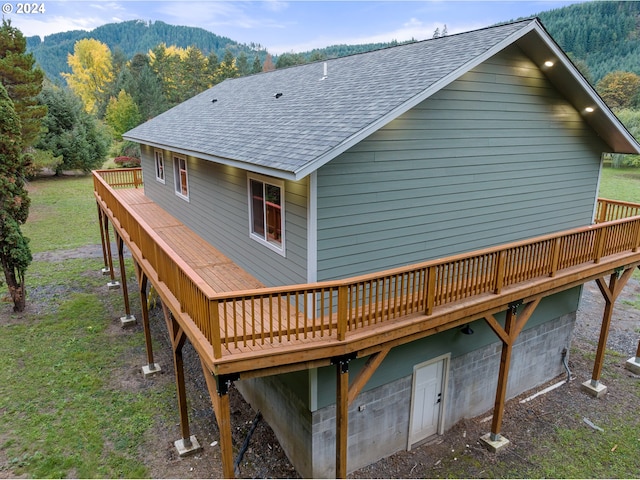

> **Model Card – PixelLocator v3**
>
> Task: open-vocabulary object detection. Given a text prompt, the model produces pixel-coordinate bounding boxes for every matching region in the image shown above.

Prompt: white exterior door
[408,356,447,448]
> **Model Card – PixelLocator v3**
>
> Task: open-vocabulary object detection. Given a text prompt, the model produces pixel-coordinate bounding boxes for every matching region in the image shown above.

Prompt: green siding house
[124,19,640,477]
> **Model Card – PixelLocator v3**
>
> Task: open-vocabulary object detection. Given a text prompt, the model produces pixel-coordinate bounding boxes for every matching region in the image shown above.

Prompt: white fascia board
[292,21,540,180]
[122,135,300,181]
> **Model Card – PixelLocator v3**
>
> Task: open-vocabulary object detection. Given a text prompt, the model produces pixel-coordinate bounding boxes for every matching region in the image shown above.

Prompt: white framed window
[248,174,285,255]
[173,154,189,200]
[154,150,165,183]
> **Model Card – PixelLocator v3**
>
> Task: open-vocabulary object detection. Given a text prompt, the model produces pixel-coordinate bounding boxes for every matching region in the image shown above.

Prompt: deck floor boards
[110,188,300,358]
[113,188,264,294]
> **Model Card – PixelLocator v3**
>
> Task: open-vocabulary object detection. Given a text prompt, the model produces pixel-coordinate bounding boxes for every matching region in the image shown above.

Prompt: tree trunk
[1,262,26,312]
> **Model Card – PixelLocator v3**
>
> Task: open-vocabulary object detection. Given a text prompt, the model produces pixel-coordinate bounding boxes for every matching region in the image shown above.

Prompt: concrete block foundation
[480,433,510,452]
[142,363,162,377]
[120,314,136,328]
[581,379,608,398]
[237,312,576,478]
[625,357,640,374]
[174,436,202,456]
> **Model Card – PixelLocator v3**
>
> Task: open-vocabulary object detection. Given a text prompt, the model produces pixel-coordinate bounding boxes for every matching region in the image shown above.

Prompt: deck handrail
[93,169,640,358]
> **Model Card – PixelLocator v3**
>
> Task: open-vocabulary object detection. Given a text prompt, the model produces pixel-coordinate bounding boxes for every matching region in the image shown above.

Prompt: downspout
[561,347,573,382]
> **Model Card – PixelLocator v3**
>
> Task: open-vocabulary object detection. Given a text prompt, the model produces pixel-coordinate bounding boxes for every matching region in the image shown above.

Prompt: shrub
[113,156,141,168]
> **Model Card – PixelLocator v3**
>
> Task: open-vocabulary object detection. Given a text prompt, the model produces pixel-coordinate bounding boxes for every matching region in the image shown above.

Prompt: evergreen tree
[0,82,32,312]
[275,52,306,69]
[309,51,326,62]
[119,53,167,120]
[251,55,262,74]
[215,49,239,83]
[36,84,111,174]
[180,46,209,100]
[0,19,46,148]
[236,51,250,76]
[206,51,219,80]
[97,46,128,118]
[149,43,182,106]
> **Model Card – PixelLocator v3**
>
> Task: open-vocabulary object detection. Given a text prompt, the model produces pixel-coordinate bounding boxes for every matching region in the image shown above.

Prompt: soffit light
[544,60,554,67]
[585,106,595,113]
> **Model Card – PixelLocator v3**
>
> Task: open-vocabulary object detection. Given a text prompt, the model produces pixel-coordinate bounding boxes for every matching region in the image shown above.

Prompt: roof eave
[517,20,640,155]
[122,134,300,181]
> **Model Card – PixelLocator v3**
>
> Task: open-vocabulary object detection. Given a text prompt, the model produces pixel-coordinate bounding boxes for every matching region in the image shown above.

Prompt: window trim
[173,154,189,201]
[247,173,285,256]
[154,149,165,184]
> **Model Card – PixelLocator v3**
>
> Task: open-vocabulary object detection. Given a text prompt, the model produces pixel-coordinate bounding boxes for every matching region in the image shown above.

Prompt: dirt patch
[2,249,639,478]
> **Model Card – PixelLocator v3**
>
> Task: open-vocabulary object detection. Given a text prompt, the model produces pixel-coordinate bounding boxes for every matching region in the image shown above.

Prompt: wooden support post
[334,355,352,479]
[591,273,617,386]
[162,303,201,456]
[103,215,119,288]
[583,268,634,396]
[137,265,160,376]
[490,305,515,442]
[200,359,236,479]
[97,205,110,274]
[116,234,135,327]
[482,298,540,444]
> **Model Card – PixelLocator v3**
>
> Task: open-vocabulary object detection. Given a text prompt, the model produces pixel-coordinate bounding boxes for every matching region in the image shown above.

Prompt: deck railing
[595,197,640,223]
[94,169,640,358]
[97,168,143,189]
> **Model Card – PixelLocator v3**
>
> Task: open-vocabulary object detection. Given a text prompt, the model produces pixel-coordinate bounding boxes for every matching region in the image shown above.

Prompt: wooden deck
[114,188,264,293]
[94,169,640,377]
[93,168,640,479]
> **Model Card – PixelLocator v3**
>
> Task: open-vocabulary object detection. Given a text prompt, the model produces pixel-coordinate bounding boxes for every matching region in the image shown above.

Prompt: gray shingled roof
[123,18,640,180]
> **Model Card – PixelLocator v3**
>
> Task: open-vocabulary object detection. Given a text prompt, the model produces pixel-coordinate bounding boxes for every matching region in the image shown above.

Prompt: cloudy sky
[4,0,586,54]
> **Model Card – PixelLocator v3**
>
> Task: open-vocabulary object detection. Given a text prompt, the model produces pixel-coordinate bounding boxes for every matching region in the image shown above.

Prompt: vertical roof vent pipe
[320,62,328,81]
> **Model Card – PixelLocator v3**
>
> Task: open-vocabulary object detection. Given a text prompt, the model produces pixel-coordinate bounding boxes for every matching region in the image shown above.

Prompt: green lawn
[1,174,176,478]
[22,174,99,253]
[598,166,640,203]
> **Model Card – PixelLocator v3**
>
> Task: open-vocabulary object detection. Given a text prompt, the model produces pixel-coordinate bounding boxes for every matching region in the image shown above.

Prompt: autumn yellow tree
[596,71,640,110]
[62,38,113,114]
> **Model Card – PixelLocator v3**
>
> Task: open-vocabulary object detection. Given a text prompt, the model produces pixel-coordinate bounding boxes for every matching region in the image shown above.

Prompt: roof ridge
[245,18,538,78]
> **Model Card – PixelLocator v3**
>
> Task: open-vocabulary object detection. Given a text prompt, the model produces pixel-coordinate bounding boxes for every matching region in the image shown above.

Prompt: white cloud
[88,2,126,13]
[262,0,289,13]
[9,15,109,38]
[266,18,485,54]
[7,1,135,39]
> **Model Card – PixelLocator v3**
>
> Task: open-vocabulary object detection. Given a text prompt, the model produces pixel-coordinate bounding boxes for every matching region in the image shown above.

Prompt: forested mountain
[26,1,640,86]
[26,20,267,82]
[292,1,640,84]
[535,1,640,82]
